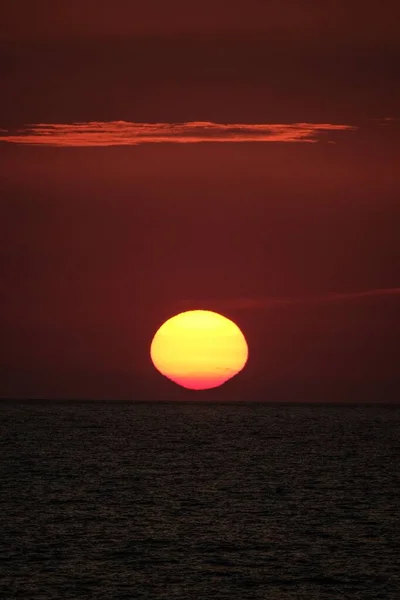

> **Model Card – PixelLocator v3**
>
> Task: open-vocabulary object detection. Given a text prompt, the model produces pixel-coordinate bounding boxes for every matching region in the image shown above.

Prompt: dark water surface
[1,401,399,599]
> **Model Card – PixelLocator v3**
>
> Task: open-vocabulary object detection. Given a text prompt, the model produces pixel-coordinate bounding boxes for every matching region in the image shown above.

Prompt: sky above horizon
[1,1,399,400]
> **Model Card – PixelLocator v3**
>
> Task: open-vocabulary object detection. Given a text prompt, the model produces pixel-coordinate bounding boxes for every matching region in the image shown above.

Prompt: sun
[150,310,248,390]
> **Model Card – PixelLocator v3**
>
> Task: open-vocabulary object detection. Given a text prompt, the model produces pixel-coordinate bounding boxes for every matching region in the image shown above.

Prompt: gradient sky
[1,1,399,400]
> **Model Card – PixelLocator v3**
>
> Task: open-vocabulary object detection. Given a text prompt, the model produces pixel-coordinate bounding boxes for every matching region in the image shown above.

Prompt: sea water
[1,400,399,599]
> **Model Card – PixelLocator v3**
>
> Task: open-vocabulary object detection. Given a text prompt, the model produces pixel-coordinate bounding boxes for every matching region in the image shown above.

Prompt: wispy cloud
[182,287,400,311]
[0,121,356,147]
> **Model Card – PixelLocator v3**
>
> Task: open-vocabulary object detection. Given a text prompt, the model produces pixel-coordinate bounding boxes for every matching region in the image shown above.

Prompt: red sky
[1,1,398,42]
[0,1,399,400]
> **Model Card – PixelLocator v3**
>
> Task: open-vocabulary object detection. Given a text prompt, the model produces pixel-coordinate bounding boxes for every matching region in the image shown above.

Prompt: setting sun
[150,310,248,390]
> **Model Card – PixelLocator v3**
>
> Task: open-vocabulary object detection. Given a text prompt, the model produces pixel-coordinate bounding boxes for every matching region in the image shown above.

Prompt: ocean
[1,401,399,599]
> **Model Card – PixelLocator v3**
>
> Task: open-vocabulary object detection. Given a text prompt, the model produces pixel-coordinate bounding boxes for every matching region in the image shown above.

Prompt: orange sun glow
[150,310,248,390]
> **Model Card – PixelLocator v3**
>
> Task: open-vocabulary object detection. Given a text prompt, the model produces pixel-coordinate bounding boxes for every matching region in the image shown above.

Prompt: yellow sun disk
[150,310,248,390]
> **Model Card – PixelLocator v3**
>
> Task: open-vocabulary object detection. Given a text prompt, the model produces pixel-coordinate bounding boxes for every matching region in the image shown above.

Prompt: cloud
[0,121,356,147]
[244,287,400,309]
[182,287,400,311]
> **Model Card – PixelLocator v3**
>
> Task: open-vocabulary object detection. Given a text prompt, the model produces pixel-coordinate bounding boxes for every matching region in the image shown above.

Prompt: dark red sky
[1,1,399,400]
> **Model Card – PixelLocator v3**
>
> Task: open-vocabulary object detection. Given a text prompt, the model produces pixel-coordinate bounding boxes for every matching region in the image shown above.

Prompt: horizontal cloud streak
[234,287,400,309]
[0,121,356,147]
[182,287,400,311]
